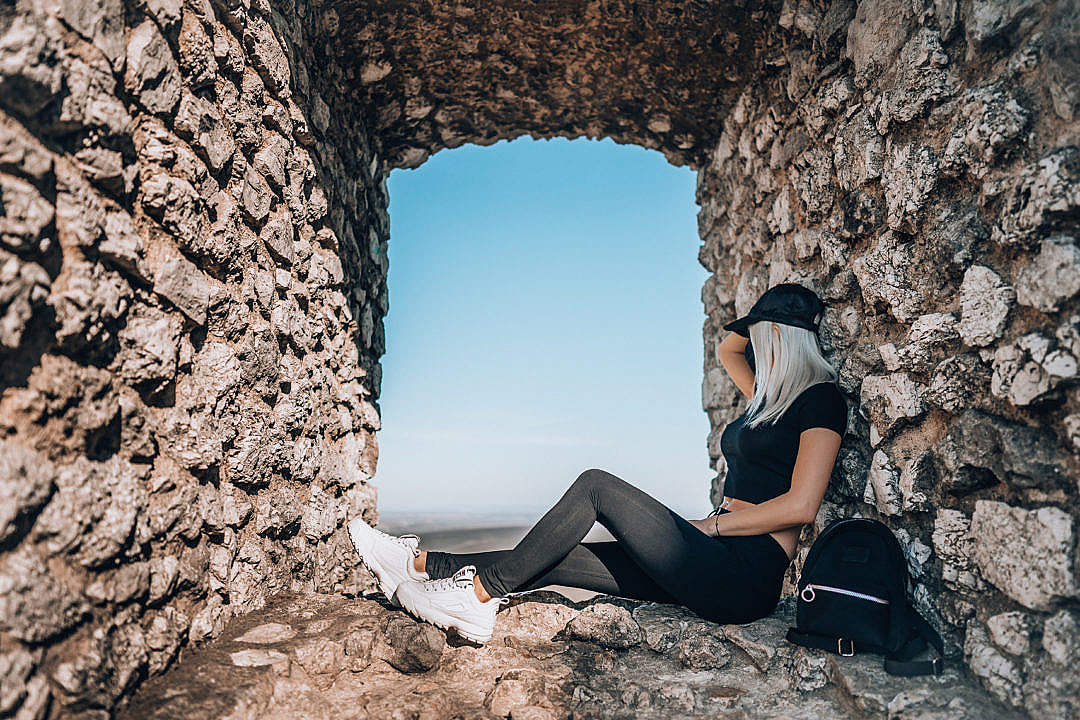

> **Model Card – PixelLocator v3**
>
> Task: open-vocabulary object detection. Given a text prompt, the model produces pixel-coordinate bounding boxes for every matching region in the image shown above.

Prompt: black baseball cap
[723,283,825,338]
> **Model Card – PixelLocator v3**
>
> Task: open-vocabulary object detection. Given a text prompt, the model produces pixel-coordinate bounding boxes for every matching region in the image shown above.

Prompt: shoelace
[423,565,476,593]
[421,565,511,605]
[373,527,421,557]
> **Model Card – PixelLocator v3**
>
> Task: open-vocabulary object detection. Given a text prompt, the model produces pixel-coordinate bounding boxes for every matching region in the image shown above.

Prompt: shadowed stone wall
[1,0,1078,717]
[697,1,1080,716]
[0,0,389,715]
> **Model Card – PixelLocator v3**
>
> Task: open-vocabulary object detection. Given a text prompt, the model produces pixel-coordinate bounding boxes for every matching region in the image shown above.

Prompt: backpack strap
[786,613,946,677]
[883,609,946,677]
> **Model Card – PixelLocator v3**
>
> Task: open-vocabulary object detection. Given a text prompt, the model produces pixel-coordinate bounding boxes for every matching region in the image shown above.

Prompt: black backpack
[785,517,945,676]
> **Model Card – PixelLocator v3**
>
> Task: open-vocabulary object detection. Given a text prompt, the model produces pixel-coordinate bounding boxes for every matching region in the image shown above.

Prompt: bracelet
[714,513,719,536]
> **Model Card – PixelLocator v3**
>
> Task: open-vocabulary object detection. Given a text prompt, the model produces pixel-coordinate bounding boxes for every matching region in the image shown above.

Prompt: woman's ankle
[473,575,492,603]
[413,550,427,574]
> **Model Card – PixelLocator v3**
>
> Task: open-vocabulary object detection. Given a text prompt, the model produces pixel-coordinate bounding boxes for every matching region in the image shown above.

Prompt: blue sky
[374,136,713,520]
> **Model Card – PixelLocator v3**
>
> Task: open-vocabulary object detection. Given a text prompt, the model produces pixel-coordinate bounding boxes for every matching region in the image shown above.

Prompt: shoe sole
[397,592,494,644]
[348,520,404,606]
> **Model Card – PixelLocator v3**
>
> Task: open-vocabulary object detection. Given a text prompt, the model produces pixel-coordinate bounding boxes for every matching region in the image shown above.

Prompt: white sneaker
[347,517,430,605]
[394,565,509,644]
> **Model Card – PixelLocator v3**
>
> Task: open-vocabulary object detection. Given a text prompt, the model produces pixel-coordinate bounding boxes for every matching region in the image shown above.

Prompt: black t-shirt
[720,381,848,504]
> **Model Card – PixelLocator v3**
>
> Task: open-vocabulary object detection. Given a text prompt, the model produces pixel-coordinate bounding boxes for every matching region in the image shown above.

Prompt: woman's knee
[572,468,619,495]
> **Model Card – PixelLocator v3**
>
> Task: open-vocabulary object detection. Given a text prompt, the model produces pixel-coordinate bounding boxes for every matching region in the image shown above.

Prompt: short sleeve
[795,383,847,436]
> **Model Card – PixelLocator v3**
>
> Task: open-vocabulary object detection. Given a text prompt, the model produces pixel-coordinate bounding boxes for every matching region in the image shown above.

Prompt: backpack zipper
[800,583,889,605]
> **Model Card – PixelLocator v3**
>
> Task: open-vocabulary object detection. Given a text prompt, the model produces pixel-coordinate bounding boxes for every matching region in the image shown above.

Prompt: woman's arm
[694,427,842,537]
[717,331,755,400]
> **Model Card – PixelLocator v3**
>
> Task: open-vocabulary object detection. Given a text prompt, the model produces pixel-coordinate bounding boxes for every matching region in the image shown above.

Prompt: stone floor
[116,591,1024,720]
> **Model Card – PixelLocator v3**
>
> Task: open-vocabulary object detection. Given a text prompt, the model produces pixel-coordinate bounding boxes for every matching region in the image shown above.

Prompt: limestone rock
[971,501,1076,610]
[49,256,131,361]
[833,107,883,192]
[790,145,836,223]
[0,249,51,350]
[125,20,182,115]
[244,15,291,99]
[964,0,1042,59]
[174,90,236,171]
[254,134,289,191]
[255,486,301,537]
[0,439,55,545]
[874,27,956,134]
[241,161,273,223]
[852,231,928,323]
[377,614,445,673]
[0,13,66,118]
[112,303,182,399]
[844,0,915,87]
[564,603,643,649]
[926,352,993,413]
[895,312,960,373]
[0,173,53,253]
[100,209,149,279]
[0,646,41,716]
[677,625,730,669]
[1015,235,1080,313]
[941,82,1031,180]
[936,408,1071,493]
[235,622,297,644]
[1041,610,1079,665]
[141,173,205,244]
[959,265,1015,347]
[58,0,126,70]
[177,10,216,89]
[882,142,939,233]
[261,207,295,266]
[859,373,926,443]
[933,508,982,595]
[965,623,1024,706]
[0,544,89,643]
[230,648,289,668]
[152,247,215,325]
[31,455,150,568]
[992,146,1080,247]
[986,611,1035,656]
[865,449,902,515]
[988,332,1079,407]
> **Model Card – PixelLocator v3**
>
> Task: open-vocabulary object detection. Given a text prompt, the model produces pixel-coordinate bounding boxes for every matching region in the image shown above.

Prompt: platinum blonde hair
[742,320,839,430]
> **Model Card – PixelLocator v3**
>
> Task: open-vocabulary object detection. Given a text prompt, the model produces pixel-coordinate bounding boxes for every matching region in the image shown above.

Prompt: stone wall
[2,0,1079,717]
[697,1,1080,717]
[0,0,390,716]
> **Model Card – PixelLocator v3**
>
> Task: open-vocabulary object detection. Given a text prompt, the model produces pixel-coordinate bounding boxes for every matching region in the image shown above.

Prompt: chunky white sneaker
[347,517,430,605]
[395,565,509,644]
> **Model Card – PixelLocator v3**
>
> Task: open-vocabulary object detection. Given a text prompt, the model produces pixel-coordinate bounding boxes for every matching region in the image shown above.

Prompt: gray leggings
[424,468,791,624]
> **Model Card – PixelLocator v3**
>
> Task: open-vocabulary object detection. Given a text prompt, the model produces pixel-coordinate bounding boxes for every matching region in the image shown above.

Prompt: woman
[348,283,848,644]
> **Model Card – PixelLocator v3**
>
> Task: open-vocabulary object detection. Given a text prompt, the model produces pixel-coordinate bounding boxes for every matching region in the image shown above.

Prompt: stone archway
[0,0,1078,717]
[326,0,776,170]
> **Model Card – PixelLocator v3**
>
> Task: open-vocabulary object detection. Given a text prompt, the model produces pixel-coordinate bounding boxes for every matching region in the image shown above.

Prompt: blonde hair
[741,320,839,430]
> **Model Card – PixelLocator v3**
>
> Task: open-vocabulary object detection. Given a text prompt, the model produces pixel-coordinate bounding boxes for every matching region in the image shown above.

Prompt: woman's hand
[688,518,716,537]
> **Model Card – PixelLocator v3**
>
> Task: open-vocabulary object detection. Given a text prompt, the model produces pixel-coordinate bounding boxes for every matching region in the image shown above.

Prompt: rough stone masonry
[0,0,1077,718]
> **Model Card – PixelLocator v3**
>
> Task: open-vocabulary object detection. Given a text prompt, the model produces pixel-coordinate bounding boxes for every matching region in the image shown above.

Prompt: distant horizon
[373,135,713,522]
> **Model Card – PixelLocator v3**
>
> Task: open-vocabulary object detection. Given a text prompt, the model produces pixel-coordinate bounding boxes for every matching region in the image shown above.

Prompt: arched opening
[374,135,710,598]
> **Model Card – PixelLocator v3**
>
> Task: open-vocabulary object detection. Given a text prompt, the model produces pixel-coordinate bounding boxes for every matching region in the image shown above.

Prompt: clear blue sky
[374,136,713,520]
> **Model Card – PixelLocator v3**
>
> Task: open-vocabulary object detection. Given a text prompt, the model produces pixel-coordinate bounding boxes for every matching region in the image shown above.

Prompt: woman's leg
[453,469,732,608]
[425,541,681,603]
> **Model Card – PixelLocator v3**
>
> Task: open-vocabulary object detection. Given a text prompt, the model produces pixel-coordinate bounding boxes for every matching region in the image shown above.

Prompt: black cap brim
[723,317,752,338]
